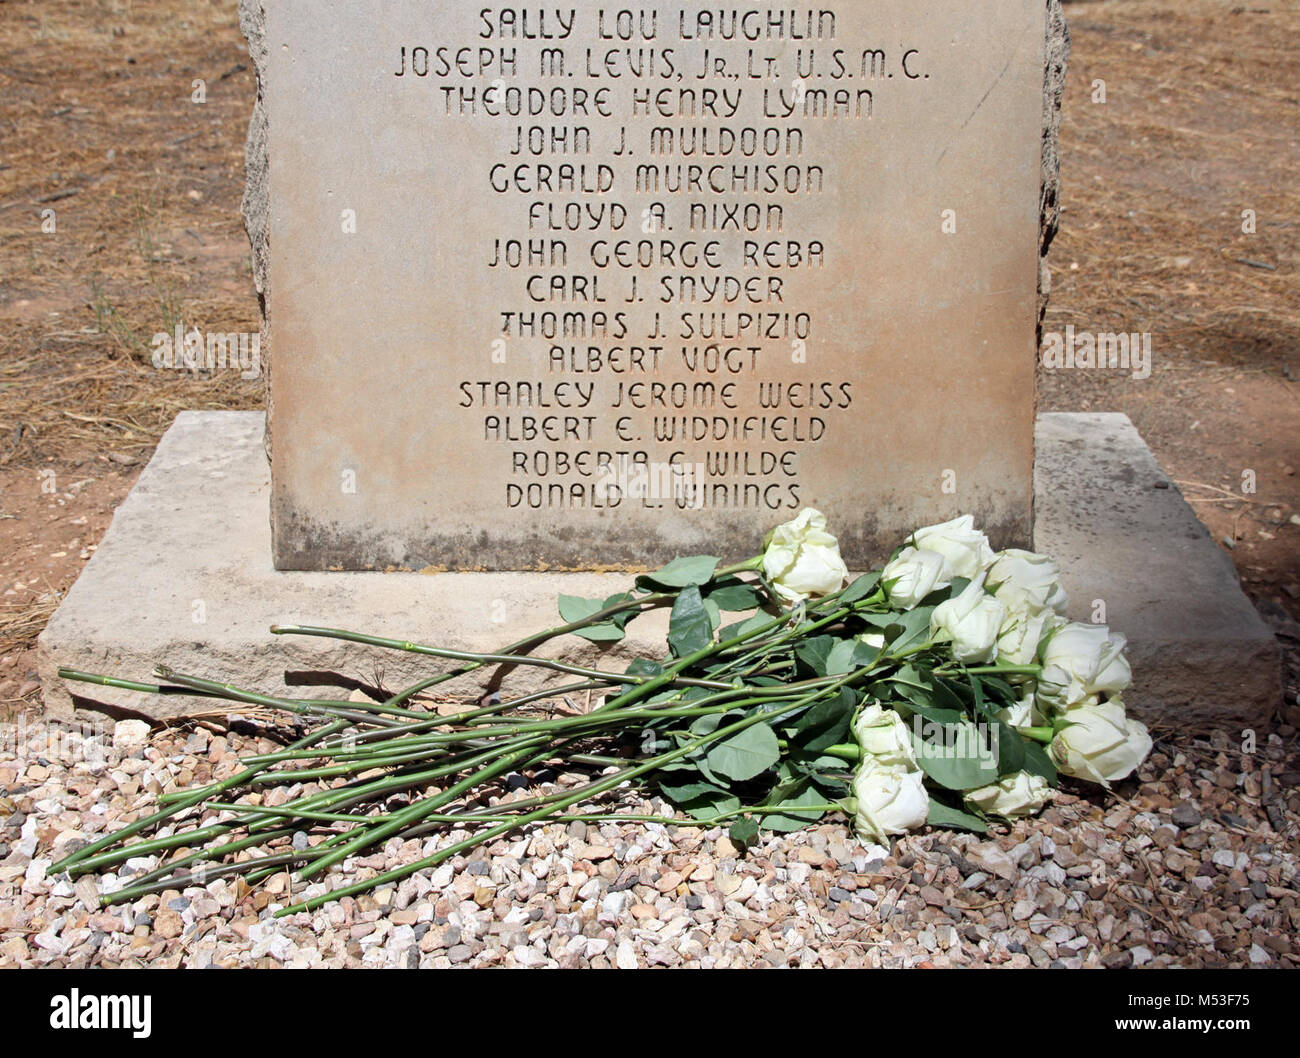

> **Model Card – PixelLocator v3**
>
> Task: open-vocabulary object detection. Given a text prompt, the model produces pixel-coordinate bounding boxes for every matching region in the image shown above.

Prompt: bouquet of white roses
[51,509,1152,914]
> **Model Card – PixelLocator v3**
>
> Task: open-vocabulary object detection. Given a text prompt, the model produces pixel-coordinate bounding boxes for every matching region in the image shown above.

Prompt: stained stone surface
[1034,412,1281,731]
[244,0,1056,570]
[38,411,1280,726]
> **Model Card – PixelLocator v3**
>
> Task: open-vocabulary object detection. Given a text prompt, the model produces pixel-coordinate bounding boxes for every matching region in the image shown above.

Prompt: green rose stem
[208,804,846,830]
[91,736,513,880]
[271,621,811,701]
[272,675,849,885]
[97,745,524,904]
[276,671,863,916]
[708,596,876,681]
[295,739,548,882]
[135,733,608,899]
[56,668,412,728]
[149,679,600,807]
[102,676,844,905]
[268,627,744,692]
[113,791,853,905]
[111,745,609,903]
[263,576,708,697]
[171,687,834,901]
[48,717,352,877]
[481,806,845,828]
[66,729,503,882]
[81,665,857,889]
[588,603,834,715]
[236,672,856,772]
[68,670,842,894]
[936,664,1044,678]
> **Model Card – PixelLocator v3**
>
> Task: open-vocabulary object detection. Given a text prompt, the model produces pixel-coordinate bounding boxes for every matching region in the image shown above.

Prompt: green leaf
[994,720,1027,776]
[729,817,760,851]
[811,772,851,793]
[926,799,989,834]
[760,780,829,833]
[1022,740,1058,785]
[825,638,875,676]
[718,613,773,642]
[688,712,729,737]
[624,658,663,680]
[680,789,742,821]
[572,624,626,643]
[707,722,780,782]
[789,688,855,753]
[791,755,854,792]
[979,676,1019,704]
[794,635,836,677]
[888,607,935,652]
[558,594,605,624]
[638,555,721,589]
[667,585,714,658]
[930,676,972,712]
[658,777,724,806]
[669,739,726,787]
[703,596,722,633]
[840,572,881,605]
[911,721,1001,791]
[705,579,765,612]
[557,595,626,643]
[888,672,963,725]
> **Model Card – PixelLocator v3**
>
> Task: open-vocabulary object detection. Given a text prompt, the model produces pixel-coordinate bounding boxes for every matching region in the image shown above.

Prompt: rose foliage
[51,511,1151,914]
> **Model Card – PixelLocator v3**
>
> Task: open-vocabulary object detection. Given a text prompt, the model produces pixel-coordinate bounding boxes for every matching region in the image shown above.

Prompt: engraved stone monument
[260,1,1048,570]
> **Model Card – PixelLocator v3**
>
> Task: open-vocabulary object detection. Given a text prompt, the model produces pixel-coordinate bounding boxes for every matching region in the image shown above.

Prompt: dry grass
[0,0,262,467]
[1041,0,1298,390]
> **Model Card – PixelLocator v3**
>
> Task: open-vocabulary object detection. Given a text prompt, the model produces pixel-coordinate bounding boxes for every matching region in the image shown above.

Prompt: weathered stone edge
[1041,0,1069,326]
[239,0,271,465]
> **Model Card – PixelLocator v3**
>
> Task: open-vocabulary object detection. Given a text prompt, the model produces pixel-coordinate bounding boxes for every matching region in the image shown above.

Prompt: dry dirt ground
[0,0,1297,968]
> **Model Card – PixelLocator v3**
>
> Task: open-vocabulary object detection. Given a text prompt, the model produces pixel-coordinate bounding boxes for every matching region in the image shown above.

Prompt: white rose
[996,691,1038,730]
[1037,623,1133,713]
[997,608,1052,667]
[911,515,995,582]
[1051,698,1152,787]
[852,763,930,844]
[964,771,1053,819]
[987,549,1069,617]
[852,703,918,770]
[882,547,947,609]
[930,575,1006,664]
[761,507,849,604]
[1035,622,1109,712]
[1090,632,1132,696]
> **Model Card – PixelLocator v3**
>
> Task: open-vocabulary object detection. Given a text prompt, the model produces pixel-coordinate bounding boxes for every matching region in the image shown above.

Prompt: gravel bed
[2,695,1296,969]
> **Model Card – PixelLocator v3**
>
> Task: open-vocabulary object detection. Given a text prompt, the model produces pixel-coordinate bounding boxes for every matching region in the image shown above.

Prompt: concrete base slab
[37,412,675,721]
[1035,412,1281,731]
[39,411,1281,728]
